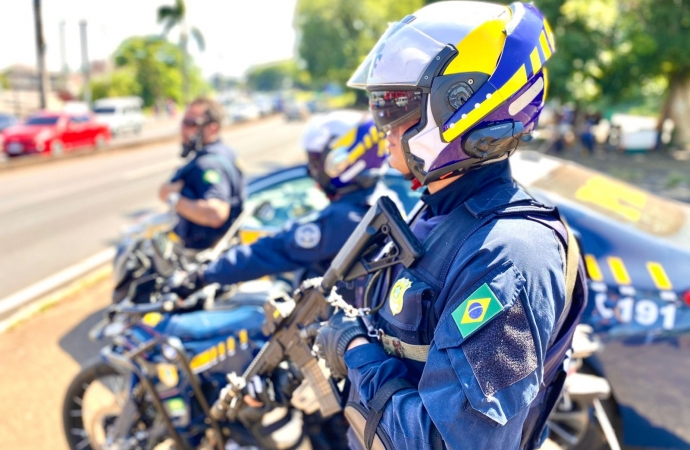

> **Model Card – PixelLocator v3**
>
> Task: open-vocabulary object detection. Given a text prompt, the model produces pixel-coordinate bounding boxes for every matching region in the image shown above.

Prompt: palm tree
[157,0,205,103]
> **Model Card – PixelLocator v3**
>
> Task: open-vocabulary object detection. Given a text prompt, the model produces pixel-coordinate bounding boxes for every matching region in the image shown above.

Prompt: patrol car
[241,152,690,450]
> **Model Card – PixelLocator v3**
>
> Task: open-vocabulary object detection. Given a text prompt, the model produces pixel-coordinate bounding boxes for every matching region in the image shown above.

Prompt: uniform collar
[195,139,222,157]
[420,160,513,217]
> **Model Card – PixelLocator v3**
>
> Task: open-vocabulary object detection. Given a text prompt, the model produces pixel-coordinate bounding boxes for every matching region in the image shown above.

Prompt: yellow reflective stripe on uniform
[529,47,542,74]
[647,262,673,290]
[584,254,604,282]
[443,65,528,142]
[443,16,509,76]
[608,257,631,285]
[539,31,552,59]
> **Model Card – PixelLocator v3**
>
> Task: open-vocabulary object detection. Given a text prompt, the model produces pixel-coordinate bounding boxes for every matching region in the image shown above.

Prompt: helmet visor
[369,90,423,132]
[347,19,446,89]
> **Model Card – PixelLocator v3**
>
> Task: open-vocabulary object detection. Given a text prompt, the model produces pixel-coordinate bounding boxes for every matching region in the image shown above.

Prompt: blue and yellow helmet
[348,1,554,185]
[302,110,388,196]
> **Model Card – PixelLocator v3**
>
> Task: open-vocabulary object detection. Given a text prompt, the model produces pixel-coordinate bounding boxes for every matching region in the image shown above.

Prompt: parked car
[228,101,261,122]
[93,96,144,137]
[1,111,111,156]
[283,101,310,121]
[512,150,690,449]
[0,113,18,132]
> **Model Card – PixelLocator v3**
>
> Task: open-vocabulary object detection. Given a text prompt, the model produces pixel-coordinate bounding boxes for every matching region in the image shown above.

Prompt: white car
[228,102,261,122]
[93,97,145,137]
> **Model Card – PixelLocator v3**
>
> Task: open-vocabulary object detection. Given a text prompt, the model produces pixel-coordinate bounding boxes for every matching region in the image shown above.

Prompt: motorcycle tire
[62,359,129,450]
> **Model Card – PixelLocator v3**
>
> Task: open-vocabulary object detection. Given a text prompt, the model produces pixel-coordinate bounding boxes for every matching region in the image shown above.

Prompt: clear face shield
[348,18,457,184]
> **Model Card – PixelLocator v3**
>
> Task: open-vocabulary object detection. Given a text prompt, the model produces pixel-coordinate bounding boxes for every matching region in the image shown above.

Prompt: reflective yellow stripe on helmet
[442,65,528,142]
[443,15,510,76]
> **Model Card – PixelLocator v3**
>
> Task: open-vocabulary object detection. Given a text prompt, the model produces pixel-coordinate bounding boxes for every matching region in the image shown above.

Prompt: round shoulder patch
[203,169,222,184]
[294,223,321,249]
[389,278,412,315]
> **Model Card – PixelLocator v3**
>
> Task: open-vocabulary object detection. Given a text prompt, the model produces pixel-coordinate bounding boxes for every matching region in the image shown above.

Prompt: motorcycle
[62,277,308,450]
[547,324,621,450]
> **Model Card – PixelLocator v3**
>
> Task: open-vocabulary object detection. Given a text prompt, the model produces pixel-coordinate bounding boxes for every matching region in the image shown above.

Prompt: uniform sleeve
[188,158,233,203]
[343,219,565,450]
[203,204,364,286]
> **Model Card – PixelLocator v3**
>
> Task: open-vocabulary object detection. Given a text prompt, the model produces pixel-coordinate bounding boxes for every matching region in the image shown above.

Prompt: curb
[0,248,115,333]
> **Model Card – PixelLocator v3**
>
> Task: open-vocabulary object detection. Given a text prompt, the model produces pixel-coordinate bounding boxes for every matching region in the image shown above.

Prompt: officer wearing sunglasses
[159,97,244,250]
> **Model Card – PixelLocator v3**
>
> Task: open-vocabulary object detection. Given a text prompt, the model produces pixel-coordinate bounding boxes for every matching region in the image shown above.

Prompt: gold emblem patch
[389,278,412,315]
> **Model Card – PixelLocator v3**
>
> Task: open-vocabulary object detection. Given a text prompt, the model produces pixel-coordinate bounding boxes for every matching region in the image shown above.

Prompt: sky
[0,0,298,78]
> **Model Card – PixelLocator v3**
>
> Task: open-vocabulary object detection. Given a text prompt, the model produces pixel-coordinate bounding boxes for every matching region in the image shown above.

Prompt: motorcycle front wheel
[62,359,131,450]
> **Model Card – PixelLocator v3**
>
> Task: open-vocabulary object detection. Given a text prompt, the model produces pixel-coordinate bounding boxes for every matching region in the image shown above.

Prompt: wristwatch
[167,192,181,209]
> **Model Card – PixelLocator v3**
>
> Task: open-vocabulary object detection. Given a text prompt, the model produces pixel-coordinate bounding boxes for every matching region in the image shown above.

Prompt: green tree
[296,0,424,87]
[113,36,208,107]
[246,60,299,91]
[90,68,141,101]
[157,0,205,103]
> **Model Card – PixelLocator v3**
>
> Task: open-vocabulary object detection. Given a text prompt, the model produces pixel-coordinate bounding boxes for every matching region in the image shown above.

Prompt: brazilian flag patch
[203,169,221,184]
[451,283,504,339]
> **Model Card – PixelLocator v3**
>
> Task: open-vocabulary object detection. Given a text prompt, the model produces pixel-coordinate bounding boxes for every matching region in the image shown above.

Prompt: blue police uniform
[343,160,584,450]
[203,187,374,290]
[171,140,244,250]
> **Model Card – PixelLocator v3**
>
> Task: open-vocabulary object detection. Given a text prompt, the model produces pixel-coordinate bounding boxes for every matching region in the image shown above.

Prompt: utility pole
[33,0,49,110]
[59,21,69,91]
[79,20,91,106]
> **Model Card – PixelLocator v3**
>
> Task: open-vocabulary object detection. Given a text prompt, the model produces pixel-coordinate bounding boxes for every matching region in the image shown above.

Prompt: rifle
[210,196,424,420]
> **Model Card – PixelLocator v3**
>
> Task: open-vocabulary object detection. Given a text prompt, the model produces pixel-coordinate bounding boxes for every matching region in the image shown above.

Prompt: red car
[1,111,111,157]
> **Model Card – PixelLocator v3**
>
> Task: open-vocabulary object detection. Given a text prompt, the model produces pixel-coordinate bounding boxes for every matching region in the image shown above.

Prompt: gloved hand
[243,364,303,409]
[162,269,205,300]
[315,311,369,379]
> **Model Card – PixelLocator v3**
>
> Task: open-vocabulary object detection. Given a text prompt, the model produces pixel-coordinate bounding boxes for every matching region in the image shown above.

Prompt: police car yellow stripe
[442,65,529,142]
[608,257,631,285]
[647,262,673,291]
[584,254,604,282]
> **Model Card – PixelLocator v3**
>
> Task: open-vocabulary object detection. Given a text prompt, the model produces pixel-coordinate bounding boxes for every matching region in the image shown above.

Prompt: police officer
[167,110,390,449]
[171,110,389,293]
[315,3,587,450]
[159,97,244,251]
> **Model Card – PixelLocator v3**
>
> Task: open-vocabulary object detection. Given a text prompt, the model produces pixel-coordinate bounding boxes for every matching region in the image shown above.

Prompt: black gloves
[315,311,369,379]
[162,269,205,299]
[244,364,303,408]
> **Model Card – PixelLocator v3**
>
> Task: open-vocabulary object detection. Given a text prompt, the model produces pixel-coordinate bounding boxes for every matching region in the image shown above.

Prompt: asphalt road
[0,116,307,300]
